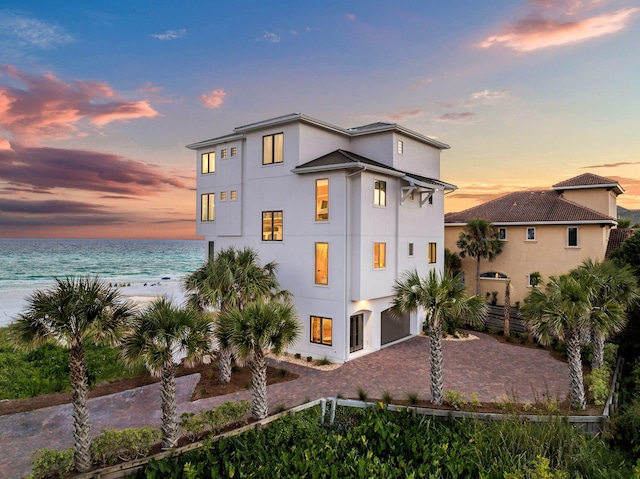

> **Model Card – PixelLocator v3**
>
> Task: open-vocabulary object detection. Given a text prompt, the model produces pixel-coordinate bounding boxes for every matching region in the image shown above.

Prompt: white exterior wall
[193,116,448,362]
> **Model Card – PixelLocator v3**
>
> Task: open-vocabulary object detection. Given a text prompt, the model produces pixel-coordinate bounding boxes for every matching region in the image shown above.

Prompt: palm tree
[571,259,638,369]
[521,274,591,409]
[182,246,288,384]
[391,269,487,405]
[456,218,504,295]
[11,276,135,472]
[122,297,212,449]
[503,279,512,337]
[444,248,462,278]
[217,300,300,419]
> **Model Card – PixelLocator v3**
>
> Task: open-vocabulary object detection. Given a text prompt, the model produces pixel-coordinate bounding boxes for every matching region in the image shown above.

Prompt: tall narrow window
[201,193,215,221]
[315,178,329,221]
[397,140,404,154]
[315,242,328,285]
[311,316,332,345]
[499,228,507,241]
[220,148,228,159]
[220,191,227,201]
[230,146,238,157]
[374,180,386,206]
[230,190,237,201]
[567,227,578,247]
[408,243,414,256]
[263,132,284,164]
[527,227,536,241]
[374,242,386,269]
[201,152,215,174]
[262,211,283,241]
[428,242,437,264]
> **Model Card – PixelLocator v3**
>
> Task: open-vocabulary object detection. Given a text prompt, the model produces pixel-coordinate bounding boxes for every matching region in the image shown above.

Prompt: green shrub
[444,389,468,410]
[294,353,301,359]
[488,327,501,335]
[584,367,610,406]
[381,390,393,405]
[405,391,419,405]
[356,386,368,401]
[503,455,569,479]
[316,355,331,366]
[603,343,619,369]
[517,332,529,344]
[28,448,74,479]
[609,399,640,457]
[92,427,160,466]
[180,400,251,441]
[306,356,313,363]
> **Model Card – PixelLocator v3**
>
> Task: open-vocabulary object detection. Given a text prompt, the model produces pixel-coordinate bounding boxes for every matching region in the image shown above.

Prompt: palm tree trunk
[476,257,481,296]
[503,280,511,337]
[591,330,605,370]
[566,328,586,410]
[218,346,233,385]
[429,321,444,405]
[250,349,269,419]
[160,364,178,449]
[69,344,92,472]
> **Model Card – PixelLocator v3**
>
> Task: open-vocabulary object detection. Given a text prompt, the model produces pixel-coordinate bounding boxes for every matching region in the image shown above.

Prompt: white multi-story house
[187,113,455,362]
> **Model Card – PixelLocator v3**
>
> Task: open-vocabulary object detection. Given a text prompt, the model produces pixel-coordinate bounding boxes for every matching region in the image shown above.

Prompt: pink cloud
[0,144,185,196]
[410,77,433,90]
[0,65,160,143]
[199,89,227,109]
[385,109,425,122]
[437,112,476,123]
[478,4,639,52]
[345,13,356,21]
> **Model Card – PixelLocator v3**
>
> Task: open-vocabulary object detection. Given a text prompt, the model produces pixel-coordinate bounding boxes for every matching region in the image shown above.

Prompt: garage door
[380,307,410,345]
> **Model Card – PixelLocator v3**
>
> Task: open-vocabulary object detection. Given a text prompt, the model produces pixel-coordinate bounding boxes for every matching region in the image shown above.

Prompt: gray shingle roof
[444,189,616,224]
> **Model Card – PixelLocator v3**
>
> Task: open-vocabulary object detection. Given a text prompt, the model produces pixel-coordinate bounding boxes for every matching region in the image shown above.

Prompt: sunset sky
[1,1,639,239]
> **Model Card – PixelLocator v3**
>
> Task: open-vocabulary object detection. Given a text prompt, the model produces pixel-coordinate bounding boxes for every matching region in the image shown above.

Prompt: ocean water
[0,238,205,290]
[0,239,206,326]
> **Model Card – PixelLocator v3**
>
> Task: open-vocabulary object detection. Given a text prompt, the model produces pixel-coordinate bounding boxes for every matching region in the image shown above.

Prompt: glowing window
[263,133,284,164]
[428,243,437,264]
[315,242,328,285]
[374,180,386,206]
[374,242,386,269]
[311,316,332,345]
[316,179,329,221]
[201,152,215,174]
[262,211,283,241]
[201,193,214,221]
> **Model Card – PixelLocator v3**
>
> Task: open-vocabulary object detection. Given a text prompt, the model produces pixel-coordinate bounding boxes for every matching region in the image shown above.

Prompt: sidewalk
[0,332,569,479]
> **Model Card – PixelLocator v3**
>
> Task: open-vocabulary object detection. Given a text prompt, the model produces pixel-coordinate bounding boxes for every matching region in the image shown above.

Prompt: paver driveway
[0,332,569,479]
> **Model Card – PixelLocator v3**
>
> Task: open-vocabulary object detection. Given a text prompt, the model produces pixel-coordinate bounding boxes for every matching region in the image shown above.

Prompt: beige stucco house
[444,173,623,305]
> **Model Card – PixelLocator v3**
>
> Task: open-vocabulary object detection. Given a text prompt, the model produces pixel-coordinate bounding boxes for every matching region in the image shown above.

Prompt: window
[428,242,437,264]
[311,316,332,345]
[374,242,386,269]
[262,211,283,241]
[526,227,536,241]
[316,179,329,221]
[220,149,227,159]
[201,193,215,221]
[315,242,329,285]
[408,191,415,201]
[201,152,215,174]
[230,146,238,157]
[480,271,508,279]
[499,228,507,241]
[567,227,578,247]
[528,273,541,287]
[230,190,237,201]
[220,191,227,201]
[397,140,404,155]
[374,179,386,206]
[408,243,414,256]
[263,133,284,164]
[427,194,433,205]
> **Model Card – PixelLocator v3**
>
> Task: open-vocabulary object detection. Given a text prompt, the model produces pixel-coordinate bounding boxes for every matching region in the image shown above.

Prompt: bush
[92,427,161,466]
[180,400,251,441]
[584,367,610,406]
[603,343,619,369]
[28,448,74,479]
[609,399,640,457]
[444,389,468,410]
[517,332,529,344]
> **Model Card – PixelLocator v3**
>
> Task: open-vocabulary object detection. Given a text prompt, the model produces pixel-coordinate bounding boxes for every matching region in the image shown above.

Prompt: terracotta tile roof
[605,228,636,258]
[445,189,616,224]
[553,173,624,194]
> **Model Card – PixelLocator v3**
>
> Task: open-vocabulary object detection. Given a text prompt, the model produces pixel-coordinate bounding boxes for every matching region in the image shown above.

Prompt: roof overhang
[186,133,245,150]
[292,162,407,177]
[554,183,625,195]
[445,220,617,227]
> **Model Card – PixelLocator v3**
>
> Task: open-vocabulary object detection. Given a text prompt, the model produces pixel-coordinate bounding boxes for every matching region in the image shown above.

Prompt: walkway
[0,333,569,479]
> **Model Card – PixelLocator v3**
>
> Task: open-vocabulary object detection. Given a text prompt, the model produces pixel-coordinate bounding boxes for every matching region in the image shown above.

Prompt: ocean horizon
[0,238,206,327]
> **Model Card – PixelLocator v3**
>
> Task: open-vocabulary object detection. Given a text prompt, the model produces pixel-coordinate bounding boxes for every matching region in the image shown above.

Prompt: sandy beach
[0,281,186,328]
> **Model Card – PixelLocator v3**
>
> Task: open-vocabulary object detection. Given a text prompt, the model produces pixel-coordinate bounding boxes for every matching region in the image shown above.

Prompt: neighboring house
[444,173,623,305]
[187,113,456,362]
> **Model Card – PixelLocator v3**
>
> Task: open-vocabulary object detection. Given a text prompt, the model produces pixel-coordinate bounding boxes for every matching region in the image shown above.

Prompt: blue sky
[1,0,639,238]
